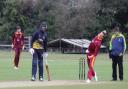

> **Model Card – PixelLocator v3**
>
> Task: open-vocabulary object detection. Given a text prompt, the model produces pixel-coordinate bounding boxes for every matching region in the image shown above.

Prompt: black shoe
[111,79,117,81]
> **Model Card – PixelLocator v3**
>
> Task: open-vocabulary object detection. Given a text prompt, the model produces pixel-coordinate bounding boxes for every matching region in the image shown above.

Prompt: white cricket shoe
[14,66,18,70]
[94,72,98,81]
[86,79,91,83]
[39,78,43,81]
[31,77,36,81]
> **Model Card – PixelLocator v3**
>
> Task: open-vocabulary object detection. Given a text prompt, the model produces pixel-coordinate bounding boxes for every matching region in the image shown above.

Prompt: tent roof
[48,38,106,48]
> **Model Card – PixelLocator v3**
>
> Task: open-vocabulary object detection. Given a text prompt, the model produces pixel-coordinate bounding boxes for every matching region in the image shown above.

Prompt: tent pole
[59,38,61,53]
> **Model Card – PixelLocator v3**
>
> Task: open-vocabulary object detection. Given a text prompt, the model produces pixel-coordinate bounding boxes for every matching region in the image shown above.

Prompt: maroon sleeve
[91,36,102,56]
[94,38,102,56]
[94,45,100,56]
[88,42,96,53]
[22,33,24,45]
[12,33,15,45]
[21,33,24,46]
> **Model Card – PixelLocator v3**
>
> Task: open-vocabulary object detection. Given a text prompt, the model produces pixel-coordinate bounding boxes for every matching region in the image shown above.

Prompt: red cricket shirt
[87,35,103,56]
[12,31,24,48]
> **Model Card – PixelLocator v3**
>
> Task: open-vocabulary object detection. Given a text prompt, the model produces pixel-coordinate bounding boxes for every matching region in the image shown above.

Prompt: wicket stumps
[79,58,86,80]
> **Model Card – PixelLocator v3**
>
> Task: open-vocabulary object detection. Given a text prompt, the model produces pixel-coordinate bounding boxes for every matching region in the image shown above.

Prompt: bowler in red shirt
[12,26,24,69]
[85,30,106,83]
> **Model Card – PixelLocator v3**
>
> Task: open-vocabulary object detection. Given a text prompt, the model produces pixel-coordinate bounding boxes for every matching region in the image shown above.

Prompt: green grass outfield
[0,50,128,89]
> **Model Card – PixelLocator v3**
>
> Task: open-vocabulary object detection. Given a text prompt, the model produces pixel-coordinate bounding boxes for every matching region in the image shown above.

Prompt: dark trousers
[14,48,22,67]
[32,49,43,79]
[112,55,123,80]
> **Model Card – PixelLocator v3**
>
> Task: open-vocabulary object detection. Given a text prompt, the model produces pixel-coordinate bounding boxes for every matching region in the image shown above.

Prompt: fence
[0,36,31,51]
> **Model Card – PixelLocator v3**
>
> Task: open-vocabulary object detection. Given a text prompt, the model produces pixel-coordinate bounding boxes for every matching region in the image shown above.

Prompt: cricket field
[0,51,127,89]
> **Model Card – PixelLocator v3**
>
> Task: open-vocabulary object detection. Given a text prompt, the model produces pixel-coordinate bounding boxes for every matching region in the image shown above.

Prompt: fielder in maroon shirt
[85,30,106,83]
[12,26,24,69]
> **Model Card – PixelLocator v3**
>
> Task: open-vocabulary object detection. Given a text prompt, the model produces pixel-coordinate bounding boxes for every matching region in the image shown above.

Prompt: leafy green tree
[0,0,127,46]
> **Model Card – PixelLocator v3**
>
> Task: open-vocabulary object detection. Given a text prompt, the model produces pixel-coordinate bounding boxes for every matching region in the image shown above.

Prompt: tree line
[0,0,128,46]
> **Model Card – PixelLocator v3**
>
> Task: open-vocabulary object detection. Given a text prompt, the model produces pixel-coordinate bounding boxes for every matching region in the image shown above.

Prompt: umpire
[29,21,48,81]
[109,25,126,81]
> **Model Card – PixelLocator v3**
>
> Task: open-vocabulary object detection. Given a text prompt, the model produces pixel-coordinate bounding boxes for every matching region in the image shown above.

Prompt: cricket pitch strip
[0,80,116,88]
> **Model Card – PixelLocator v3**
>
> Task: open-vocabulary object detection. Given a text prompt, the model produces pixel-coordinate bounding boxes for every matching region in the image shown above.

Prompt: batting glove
[29,48,34,55]
[43,52,48,58]
[119,53,123,56]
